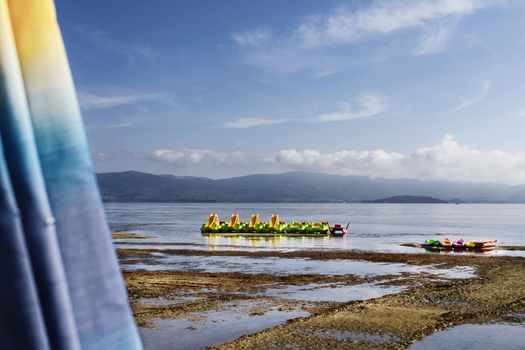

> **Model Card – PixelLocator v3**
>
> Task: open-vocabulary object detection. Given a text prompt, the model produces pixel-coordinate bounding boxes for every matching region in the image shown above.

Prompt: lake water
[110,203,525,349]
[408,322,525,350]
[106,203,525,253]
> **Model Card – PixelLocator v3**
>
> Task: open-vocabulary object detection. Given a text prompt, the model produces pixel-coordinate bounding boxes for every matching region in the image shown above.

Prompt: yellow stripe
[7,0,73,92]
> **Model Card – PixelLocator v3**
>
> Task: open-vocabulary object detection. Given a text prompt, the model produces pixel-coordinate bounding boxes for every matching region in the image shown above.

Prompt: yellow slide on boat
[268,213,285,233]
[268,214,280,230]
[248,214,259,230]
[201,213,219,233]
[207,213,219,227]
[228,213,240,231]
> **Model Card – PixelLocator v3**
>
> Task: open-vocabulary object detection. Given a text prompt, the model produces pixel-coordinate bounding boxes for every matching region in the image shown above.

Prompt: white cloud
[85,120,132,131]
[315,93,387,122]
[232,0,507,74]
[152,135,525,184]
[414,20,458,55]
[275,134,525,184]
[220,93,388,128]
[76,26,156,63]
[275,148,406,174]
[221,117,288,129]
[294,0,498,48]
[78,91,168,110]
[152,149,262,167]
[233,27,272,47]
[443,81,491,114]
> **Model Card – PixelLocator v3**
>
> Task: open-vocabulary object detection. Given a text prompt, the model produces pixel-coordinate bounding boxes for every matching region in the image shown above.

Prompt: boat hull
[201,232,332,237]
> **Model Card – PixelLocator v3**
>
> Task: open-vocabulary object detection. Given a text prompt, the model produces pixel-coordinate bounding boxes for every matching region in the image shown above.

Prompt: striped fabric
[0,1,142,349]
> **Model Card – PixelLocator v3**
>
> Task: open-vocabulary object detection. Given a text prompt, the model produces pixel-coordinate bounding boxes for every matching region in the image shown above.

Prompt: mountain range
[96,171,525,203]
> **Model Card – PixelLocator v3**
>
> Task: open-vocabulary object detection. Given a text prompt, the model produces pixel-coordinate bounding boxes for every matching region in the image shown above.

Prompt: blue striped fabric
[0,1,142,349]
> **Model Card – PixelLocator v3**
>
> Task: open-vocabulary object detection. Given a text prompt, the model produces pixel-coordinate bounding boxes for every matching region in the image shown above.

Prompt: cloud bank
[152,149,270,168]
[150,135,525,184]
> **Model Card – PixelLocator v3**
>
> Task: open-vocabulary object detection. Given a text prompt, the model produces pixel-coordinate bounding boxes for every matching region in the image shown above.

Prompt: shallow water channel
[409,321,525,350]
[122,253,475,278]
[139,301,309,350]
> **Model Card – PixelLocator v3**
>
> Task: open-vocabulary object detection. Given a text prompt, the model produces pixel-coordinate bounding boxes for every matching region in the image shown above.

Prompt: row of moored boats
[200,213,348,235]
[422,238,498,250]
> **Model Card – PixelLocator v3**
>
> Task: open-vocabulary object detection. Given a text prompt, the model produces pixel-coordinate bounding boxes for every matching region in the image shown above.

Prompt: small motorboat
[329,222,349,236]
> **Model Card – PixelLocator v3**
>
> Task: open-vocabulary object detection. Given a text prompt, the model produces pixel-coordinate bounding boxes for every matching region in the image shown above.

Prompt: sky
[54,0,525,184]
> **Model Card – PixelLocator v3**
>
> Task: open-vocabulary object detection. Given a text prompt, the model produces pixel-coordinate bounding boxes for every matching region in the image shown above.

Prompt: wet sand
[117,246,523,267]
[126,270,354,327]
[118,245,525,349]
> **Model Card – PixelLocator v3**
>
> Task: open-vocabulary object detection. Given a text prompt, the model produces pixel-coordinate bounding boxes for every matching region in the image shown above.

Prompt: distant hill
[363,195,448,203]
[96,171,525,203]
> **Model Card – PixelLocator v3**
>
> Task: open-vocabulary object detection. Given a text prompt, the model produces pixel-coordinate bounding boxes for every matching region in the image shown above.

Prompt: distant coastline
[362,195,448,204]
[97,171,525,204]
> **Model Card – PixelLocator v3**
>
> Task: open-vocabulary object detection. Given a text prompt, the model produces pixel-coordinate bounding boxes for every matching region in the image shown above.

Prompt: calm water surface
[409,322,525,350]
[110,203,525,349]
[106,203,525,253]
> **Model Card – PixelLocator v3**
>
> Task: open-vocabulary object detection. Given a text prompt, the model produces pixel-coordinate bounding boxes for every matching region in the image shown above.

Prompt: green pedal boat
[200,213,345,237]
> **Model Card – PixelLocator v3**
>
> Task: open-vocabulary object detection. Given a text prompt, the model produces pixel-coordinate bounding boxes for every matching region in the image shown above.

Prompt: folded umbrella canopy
[0,0,142,349]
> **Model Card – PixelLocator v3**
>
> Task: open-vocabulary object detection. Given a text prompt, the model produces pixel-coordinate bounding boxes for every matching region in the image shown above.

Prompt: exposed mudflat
[119,245,525,349]
[210,255,525,349]
[124,269,404,328]
[117,246,522,268]
[112,231,157,239]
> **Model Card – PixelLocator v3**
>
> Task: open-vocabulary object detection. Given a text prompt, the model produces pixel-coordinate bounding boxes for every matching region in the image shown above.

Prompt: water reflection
[139,303,309,350]
[409,322,525,350]
[106,203,525,255]
[122,254,475,278]
[204,235,334,251]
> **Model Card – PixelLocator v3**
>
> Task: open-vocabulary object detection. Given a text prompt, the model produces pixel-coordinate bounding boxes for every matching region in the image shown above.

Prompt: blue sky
[55,0,525,183]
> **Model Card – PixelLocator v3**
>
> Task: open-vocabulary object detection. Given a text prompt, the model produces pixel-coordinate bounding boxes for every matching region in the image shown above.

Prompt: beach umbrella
[0,1,142,349]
